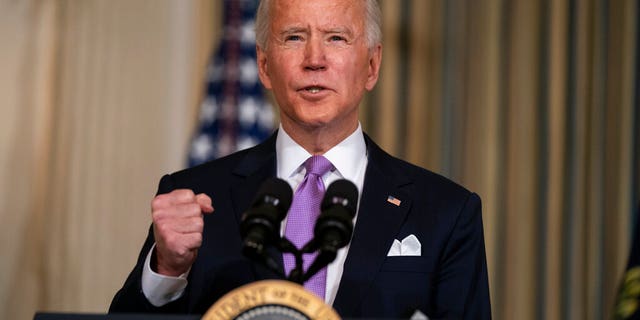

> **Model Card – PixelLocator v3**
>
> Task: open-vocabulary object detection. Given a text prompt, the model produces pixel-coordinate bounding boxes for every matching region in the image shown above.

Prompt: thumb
[196,193,214,214]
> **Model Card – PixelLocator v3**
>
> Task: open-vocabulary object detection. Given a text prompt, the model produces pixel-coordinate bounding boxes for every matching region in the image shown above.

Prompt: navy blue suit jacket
[110,132,491,319]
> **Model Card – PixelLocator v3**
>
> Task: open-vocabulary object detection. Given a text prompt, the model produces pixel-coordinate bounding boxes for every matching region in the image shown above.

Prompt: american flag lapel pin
[387,195,401,206]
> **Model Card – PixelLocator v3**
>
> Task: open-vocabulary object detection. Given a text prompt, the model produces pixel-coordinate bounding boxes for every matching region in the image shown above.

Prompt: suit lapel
[229,133,278,222]
[333,135,413,315]
[228,133,284,280]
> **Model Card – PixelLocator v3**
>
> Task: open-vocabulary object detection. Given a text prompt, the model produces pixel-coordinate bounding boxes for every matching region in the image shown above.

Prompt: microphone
[302,179,358,281]
[240,178,292,263]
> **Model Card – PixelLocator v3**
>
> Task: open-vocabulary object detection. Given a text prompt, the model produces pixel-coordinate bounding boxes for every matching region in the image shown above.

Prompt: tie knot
[304,155,333,176]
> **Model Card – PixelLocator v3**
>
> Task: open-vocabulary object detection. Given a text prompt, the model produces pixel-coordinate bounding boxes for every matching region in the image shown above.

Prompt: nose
[303,36,326,71]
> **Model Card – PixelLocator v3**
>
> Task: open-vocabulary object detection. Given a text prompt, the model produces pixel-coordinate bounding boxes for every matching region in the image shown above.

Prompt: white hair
[254,0,382,50]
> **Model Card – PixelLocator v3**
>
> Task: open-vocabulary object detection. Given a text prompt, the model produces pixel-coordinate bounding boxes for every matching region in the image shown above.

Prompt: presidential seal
[202,280,340,320]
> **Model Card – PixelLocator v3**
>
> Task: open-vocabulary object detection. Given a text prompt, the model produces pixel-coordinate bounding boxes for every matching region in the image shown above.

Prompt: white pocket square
[387,234,421,256]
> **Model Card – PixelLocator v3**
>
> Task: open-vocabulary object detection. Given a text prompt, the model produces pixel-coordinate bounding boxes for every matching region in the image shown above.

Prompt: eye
[329,35,346,42]
[285,35,302,42]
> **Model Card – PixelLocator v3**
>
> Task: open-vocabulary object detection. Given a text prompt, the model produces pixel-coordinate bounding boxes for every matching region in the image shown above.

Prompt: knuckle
[193,218,204,231]
[175,189,196,202]
[187,233,202,250]
[176,246,189,257]
[153,220,166,234]
[152,208,167,221]
[194,233,203,246]
[154,213,173,227]
[162,232,175,245]
[151,195,167,210]
[181,203,201,217]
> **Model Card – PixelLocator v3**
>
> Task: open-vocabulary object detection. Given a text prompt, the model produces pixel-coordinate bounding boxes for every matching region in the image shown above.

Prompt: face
[257,0,382,136]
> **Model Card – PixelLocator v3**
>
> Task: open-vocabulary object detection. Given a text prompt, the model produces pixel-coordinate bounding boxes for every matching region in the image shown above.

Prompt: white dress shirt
[142,123,368,307]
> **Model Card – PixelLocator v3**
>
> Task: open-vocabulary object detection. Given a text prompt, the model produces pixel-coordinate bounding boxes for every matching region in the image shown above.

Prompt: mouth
[300,86,328,94]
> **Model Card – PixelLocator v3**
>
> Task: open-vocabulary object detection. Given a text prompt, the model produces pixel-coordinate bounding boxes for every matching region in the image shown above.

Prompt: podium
[34,314,199,320]
[34,314,399,320]
[35,281,340,320]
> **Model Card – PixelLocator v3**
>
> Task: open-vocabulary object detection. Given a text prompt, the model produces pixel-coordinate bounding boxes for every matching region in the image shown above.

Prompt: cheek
[269,50,299,72]
[340,53,370,80]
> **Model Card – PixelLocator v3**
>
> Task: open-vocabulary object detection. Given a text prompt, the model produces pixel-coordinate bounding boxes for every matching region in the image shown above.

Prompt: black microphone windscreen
[251,178,293,220]
[240,178,293,263]
[322,179,358,216]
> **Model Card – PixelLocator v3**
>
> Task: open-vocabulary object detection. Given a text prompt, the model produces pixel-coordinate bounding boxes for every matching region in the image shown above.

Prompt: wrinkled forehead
[269,0,366,32]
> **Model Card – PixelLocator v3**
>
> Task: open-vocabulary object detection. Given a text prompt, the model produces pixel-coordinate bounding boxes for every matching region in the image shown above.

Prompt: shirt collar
[276,123,367,182]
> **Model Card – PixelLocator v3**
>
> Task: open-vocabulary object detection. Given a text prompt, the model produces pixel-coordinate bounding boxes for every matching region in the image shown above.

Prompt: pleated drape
[0,1,217,318]
[366,1,639,319]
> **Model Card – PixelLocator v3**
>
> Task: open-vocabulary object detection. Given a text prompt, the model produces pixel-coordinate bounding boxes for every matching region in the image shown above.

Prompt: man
[110,0,491,318]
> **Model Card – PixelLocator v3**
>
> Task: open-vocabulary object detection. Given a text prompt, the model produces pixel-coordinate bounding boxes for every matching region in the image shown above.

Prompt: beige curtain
[366,0,639,319]
[1,1,638,320]
[0,0,219,318]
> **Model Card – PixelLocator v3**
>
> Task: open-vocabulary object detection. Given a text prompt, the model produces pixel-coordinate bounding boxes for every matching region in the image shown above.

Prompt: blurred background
[1,0,638,319]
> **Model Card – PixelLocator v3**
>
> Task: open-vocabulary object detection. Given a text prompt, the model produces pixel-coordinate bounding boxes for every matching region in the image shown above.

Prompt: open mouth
[303,86,325,93]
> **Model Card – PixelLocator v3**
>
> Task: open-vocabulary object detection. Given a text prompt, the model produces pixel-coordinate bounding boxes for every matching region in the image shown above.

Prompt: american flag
[188,0,274,167]
[387,196,401,207]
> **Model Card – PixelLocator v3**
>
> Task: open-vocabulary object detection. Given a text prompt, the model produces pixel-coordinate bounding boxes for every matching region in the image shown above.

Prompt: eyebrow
[322,27,354,36]
[280,27,309,36]
[279,26,355,38]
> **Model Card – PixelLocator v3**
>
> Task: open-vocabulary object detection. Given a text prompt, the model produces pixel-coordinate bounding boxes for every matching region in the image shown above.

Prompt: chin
[295,111,334,124]
[298,120,332,130]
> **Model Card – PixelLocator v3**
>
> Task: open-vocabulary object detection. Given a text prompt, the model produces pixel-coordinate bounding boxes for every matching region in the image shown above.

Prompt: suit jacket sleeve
[435,192,491,319]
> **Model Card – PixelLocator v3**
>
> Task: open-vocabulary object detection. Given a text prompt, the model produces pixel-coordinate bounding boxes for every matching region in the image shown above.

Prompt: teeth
[306,87,321,93]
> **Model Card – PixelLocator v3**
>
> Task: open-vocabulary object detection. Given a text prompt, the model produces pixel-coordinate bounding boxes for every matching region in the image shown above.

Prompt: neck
[281,121,358,155]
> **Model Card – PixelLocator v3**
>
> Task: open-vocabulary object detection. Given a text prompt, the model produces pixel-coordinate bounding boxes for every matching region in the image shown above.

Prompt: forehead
[269,0,366,30]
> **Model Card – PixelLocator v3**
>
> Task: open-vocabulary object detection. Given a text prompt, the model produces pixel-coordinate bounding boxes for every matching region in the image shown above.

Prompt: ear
[365,44,382,91]
[256,45,273,90]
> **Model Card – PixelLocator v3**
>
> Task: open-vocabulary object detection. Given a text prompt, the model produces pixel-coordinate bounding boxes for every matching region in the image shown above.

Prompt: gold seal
[202,280,341,320]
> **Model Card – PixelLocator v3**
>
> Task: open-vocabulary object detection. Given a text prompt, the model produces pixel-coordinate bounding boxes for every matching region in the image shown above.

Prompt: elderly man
[110,0,491,318]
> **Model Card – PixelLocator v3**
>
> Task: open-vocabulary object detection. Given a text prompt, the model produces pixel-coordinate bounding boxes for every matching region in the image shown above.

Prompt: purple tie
[283,155,333,299]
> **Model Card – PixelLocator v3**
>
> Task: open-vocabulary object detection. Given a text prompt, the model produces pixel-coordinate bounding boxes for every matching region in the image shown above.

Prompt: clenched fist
[151,189,214,276]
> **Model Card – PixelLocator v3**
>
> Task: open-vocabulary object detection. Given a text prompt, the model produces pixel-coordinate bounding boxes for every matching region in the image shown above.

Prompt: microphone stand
[301,246,337,282]
[245,234,336,285]
[277,237,305,284]
[275,237,335,285]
